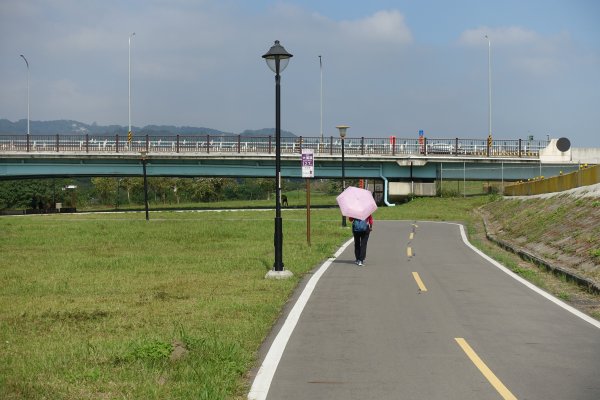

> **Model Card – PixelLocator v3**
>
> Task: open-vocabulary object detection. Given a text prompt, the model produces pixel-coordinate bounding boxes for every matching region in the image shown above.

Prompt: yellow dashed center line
[407,247,413,257]
[409,232,414,240]
[412,272,427,292]
[455,338,517,400]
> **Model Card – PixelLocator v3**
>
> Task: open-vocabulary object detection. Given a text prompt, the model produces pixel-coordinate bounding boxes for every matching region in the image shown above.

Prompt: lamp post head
[262,40,293,74]
[336,125,350,138]
[20,54,29,68]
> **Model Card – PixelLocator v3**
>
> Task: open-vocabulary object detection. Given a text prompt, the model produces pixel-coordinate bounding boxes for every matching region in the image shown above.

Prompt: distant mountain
[0,119,297,138]
[240,128,296,137]
[0,119,105,135]
[141,125,231,136]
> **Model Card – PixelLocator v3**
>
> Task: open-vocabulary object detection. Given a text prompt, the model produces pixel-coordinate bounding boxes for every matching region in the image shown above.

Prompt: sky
[1,0,599,147]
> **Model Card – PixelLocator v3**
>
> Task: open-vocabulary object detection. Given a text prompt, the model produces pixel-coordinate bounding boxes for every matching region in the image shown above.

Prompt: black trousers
[353,230,370,261]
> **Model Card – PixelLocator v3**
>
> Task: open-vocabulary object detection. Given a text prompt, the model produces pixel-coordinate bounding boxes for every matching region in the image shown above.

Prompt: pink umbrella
[336,186,378,220]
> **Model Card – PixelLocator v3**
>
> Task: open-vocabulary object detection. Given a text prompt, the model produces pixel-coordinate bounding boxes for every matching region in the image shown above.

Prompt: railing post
[455,138,459,156]
[145,134,149,153]
[424,137,428,155]
[392,138,396,156]
[116,134,119,153]
[85,134,89,153]
[298,136,302,153]
[269,136,272,154]
[206,134,210,153]
[361,137,365,155]
[26,135,30,152]
[237,135,241,153]
[330,136,333,155]
[518,138,522,158]
[56,134,60,152]
[176,134,180,153]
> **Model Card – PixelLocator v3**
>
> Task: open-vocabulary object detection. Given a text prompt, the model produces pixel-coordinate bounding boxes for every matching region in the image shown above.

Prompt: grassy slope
[480,196,600,282]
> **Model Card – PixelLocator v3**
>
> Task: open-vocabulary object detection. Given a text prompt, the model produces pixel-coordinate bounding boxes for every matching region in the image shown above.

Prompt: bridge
[0,134,592,204]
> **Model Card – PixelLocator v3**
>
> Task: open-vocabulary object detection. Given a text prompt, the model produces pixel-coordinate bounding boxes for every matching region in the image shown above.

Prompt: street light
[319,55,323,145]
[337,125,349,227]
[128,32,135,143]
[262,40,293,274]
[20,54,30,140]
[485,35,492,154]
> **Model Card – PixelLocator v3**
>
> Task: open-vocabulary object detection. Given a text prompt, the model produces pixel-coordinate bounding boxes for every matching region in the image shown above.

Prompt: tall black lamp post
[337,125,349,227]
[262,40,293,273]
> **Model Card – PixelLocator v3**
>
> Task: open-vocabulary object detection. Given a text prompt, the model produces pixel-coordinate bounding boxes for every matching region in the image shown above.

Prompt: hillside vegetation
[480,190,600,285]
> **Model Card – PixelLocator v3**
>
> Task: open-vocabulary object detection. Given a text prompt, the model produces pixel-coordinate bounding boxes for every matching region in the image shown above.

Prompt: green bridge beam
[0,154,579,181]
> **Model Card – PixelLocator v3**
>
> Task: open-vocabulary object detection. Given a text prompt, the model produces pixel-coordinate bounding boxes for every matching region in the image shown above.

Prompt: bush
[439,188,460,197]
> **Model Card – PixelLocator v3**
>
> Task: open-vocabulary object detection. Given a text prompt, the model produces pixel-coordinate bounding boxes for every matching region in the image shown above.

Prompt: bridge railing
[0,134,548,158]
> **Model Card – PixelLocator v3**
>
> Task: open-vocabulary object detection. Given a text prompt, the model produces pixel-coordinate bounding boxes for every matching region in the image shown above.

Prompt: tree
[0,178,73,209]
[255,178,275,200]
[120,177,142,204]
[148,177,173,204]
[91,177,118,205]
[187,178,221,202]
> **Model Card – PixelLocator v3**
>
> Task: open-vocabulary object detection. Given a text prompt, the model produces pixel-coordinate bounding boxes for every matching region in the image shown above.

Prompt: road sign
[301,149,314,178]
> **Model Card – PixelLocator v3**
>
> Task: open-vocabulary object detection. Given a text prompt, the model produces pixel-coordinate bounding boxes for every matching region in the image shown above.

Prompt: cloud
[458,26,572,76]
[260,6,413,50]
[51,27,122,54]
[458,26,539,46]
[339,10,413,44]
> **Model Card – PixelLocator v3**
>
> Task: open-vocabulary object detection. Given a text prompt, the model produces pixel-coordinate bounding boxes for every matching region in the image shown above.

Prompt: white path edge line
[454,222,600,330]
[247,237,355,400]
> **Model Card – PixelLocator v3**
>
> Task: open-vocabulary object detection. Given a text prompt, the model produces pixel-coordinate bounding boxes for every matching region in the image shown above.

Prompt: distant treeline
[0,177,340,210]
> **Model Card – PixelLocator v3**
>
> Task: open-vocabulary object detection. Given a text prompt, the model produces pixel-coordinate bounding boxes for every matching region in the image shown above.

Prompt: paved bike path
[249,221,600,400]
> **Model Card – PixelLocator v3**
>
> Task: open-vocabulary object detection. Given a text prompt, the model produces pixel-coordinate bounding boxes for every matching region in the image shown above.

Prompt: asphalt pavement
[249,221,600,400]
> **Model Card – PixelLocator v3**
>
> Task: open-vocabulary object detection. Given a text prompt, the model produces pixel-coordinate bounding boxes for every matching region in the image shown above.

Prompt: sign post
[301,149,314,246]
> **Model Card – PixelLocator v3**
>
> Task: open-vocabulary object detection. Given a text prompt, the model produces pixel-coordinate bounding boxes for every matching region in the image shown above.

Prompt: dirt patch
[169,340,188,362]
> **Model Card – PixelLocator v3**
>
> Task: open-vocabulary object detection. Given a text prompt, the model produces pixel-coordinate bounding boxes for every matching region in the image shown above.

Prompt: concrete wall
[389,181,437,197]
[572,148,600,165]
[539,140,600,164]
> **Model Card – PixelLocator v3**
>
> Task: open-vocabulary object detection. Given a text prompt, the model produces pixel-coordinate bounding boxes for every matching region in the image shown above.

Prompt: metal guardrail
[0,134,548,158]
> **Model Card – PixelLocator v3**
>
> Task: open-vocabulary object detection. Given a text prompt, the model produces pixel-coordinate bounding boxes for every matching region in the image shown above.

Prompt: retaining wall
[504,164,599,196]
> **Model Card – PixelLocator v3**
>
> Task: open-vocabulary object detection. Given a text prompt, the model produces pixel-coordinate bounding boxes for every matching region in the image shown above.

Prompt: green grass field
[0,196,492,399]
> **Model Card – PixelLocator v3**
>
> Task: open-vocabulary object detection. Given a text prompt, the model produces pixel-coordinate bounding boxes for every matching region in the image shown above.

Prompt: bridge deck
[0,134,546,159]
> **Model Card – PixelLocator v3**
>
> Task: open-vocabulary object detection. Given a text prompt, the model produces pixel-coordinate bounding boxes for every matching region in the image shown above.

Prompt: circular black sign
[556,137,571,152]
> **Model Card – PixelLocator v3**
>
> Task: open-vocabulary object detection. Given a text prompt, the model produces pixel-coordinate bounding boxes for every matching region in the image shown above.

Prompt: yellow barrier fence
[504,164,600,196]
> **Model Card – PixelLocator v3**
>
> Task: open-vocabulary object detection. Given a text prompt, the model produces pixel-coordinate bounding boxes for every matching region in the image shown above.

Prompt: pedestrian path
[249,221,600,400]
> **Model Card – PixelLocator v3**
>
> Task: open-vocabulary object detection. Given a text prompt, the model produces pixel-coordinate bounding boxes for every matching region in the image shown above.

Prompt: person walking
[349,215,373,266]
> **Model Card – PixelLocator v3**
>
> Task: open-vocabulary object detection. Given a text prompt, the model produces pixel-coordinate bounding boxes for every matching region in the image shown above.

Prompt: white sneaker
[358,260,364,266]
